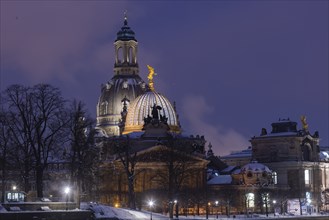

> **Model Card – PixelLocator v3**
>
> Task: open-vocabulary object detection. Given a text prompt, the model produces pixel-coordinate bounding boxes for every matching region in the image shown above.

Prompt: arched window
[101,101,108,115]
[302,144,311,161]
[117,47,123,64]
[304,169,310,185]
[128,47,133,63]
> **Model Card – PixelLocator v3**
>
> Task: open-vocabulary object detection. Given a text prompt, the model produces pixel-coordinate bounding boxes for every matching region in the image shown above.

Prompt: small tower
[114,13,139,76]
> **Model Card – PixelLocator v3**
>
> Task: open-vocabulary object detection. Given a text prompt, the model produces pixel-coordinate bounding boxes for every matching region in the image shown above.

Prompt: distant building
[250,118,329,214]
[209,118,329,215]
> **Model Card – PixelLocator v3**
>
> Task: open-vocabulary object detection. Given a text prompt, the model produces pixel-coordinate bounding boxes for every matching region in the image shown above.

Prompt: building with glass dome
[95,16,209,216]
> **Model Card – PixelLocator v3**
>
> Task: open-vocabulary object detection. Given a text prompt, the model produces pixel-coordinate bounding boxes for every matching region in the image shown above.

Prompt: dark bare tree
[106,136,138,210]
[67,100,98,207]
[0,108,15,202]
[3,84,69,198]
[2,85,34,193]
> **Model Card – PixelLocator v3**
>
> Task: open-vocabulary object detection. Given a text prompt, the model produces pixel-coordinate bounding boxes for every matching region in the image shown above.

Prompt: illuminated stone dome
[239,161,273,185]
[123,90,181,134]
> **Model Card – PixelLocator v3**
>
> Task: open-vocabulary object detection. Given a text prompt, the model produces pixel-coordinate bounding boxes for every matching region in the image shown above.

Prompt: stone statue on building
[151,104,162,120]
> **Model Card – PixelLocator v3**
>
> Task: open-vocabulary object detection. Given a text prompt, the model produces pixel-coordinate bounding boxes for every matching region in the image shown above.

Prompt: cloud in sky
[182,95,250,156]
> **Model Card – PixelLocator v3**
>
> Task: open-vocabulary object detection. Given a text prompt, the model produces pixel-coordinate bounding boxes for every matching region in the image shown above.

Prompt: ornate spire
[147,65,157,91]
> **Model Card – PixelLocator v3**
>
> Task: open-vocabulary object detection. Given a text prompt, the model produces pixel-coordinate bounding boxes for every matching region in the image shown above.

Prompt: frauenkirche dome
[96,16,147,136]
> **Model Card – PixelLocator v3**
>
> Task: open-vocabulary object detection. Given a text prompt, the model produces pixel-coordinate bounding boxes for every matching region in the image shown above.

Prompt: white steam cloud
[182,95,249,156]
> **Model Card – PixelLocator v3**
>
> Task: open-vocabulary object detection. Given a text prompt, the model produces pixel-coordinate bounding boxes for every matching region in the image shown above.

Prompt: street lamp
[64,186,70,211]
[215,201,219,219]
[273,200,277,216]
[174,200,178,218]
[12,185,17,191]
[148,200,154,220]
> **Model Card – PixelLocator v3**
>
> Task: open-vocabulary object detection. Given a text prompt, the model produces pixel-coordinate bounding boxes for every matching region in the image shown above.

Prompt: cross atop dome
[124,10,128,26]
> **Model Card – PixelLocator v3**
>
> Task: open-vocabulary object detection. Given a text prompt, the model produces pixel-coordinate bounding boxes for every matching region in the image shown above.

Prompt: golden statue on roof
[147,65,157,91]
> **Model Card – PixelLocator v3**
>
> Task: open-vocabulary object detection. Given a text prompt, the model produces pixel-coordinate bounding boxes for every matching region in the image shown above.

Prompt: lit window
[304,169,310,185]
[272,172,277,184]
[306,192,311,204]
[246,193,255,208]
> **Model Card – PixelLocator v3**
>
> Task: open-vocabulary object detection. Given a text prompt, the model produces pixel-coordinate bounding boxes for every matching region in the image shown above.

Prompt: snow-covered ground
[1,202,328,220]
[82,202,154,219]
[82,203,329,220]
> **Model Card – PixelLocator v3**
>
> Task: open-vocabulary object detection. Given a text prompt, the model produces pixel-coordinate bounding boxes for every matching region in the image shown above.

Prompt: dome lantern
[114,13,139,75]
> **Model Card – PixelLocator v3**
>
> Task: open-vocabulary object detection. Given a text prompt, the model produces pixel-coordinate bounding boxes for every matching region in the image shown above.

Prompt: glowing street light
[273,200,277,216]
[64,186,70,211]
[215,201,219,219]
[12,185,17,191]
[174,200,178,218]
[148,200,154,220]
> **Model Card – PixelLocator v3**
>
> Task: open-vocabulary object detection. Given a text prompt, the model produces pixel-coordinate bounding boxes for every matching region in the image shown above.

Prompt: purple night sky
[1,1,328,156]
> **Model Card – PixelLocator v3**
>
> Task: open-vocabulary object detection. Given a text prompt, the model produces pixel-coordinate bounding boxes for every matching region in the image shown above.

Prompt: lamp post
[206,202,210,219]
[273,200,276,216]
[148,200,154,220]
[174,200,178,218]
[215,201,219,219]
[64,187,70,211]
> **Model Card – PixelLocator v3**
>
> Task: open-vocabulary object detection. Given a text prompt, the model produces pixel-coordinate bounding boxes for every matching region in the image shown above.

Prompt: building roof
[208,175,232,185]
[240,161,271,173]
[221,147,252,159]
[320,151,329,161]
[123,90,180,134]
[116,16,136,42]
